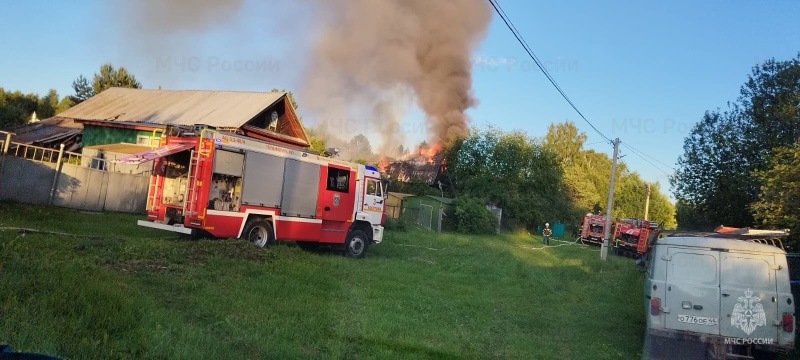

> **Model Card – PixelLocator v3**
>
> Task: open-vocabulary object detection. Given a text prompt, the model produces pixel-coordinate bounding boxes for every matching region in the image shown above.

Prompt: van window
[670,252,718,285]
[721,256,772,287]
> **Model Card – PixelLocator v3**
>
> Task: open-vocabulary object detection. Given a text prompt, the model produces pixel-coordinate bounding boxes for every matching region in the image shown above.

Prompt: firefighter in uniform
[542,223,552,245]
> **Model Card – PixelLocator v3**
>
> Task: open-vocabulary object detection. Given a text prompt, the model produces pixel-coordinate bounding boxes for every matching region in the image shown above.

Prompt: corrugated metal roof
[6,117,82,146]
[58,87,286,128]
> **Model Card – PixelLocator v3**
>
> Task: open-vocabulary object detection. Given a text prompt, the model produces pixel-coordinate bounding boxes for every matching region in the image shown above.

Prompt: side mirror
[382,179,391,198]
[635,256,646,272]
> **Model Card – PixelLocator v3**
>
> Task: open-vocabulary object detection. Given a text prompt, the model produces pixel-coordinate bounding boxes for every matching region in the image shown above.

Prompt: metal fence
[418,204,433,229]
[0,131,149,213]
[8,142,61,163]
[393,205,455,233]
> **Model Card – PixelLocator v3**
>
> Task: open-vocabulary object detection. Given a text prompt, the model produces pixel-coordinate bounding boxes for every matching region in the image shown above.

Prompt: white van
[643,236,795,358]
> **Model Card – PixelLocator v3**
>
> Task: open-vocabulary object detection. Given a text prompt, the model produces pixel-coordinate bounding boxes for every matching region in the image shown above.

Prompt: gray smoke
[300,0,492,149]
[113,0,491,153]
[124,0,243,32]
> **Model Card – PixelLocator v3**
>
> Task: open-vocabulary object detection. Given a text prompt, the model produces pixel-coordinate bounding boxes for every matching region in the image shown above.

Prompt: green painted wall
[83,125,137,147]
[400,195,454,223]
[82,125,161,147]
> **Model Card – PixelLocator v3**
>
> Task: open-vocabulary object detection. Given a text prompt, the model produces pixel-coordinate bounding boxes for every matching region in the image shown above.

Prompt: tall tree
[70,63,142,104]
[647,184,677,229]
[0,88,39,128]
[444,125,572,230]
[740,54,800,154]
[70,75,92,103]
[544,121,676,229]
[56,97,75,114]
[671,53,800,230]
[36,89,59,119]
[751,145,800,235]
[543,121,587,167]
[349,134,372,158]
[671,108,757,229]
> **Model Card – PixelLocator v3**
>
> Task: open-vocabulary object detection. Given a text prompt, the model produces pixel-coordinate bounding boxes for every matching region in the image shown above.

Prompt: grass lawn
[1,201,648,359]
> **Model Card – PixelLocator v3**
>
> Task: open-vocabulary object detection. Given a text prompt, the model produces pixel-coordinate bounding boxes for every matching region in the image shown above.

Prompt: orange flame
[417,143,442,158]
[377,157,391,172]
[376,141,443,173]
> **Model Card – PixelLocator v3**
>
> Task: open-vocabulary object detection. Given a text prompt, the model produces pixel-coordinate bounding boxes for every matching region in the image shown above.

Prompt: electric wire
[620,142,673,177]
[488,0,611,143]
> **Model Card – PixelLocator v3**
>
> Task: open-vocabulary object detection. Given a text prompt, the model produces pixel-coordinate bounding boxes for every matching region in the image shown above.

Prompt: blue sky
[2,0,799,199]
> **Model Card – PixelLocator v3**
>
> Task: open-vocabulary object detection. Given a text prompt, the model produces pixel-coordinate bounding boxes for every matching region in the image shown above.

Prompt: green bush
[384,217,408,232]
[454,197,497,234]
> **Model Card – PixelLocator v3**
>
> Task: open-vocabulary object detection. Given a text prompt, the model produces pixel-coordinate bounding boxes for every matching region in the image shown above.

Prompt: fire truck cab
[123,125,387,258]
[612,218,660,257]
[579,213,607,244]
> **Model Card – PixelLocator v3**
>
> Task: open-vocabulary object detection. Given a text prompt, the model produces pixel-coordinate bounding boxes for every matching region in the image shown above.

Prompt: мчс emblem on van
[731,289,767,336]
[333,194,340,207]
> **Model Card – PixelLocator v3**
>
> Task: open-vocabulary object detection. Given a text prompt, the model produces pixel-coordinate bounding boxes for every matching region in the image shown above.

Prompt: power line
[488,0,676,181]
[621,141,675,171]
[620,142,673,177]
[488,0,611,143]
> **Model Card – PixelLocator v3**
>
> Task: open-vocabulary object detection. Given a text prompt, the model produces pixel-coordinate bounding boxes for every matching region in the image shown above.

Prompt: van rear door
[719,252,778,340]
[664,248,721,334]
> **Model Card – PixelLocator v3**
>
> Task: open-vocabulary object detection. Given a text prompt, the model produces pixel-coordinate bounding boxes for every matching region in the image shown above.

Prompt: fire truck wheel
[242,218,274,248]
[344,230,369,258]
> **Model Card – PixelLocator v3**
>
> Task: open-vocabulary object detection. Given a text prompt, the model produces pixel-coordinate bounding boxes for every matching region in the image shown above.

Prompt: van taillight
[783,313,794,332]
[650,297,661,316]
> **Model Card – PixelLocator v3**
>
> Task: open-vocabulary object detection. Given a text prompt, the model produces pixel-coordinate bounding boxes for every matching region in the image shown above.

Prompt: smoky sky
[114,0,491,154]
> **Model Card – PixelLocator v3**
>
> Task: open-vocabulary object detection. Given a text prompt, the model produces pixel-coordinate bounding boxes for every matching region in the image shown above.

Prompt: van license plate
[678,315,718,326]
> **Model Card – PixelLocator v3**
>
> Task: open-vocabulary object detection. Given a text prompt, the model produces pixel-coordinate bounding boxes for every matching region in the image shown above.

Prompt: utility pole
[600,138,620,261]
[644,182,651,220]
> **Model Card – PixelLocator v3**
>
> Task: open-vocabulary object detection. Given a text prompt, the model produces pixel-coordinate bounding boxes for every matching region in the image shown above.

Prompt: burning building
[379,143,448,187]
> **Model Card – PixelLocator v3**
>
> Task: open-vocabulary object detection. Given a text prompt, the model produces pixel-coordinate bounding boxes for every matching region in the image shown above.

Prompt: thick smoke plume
[301,0,492,152]
[113,0,491,156]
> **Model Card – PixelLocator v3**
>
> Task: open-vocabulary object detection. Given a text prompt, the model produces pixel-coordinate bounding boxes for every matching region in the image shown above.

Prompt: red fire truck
[611,218,659,256]
[578,213,607,244]
[121,125,387,258]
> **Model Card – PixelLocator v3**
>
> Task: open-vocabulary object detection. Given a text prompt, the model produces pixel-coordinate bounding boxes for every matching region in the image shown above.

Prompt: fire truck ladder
[183,149,202,218]
[636,228,650,254]
[146,172,162,211]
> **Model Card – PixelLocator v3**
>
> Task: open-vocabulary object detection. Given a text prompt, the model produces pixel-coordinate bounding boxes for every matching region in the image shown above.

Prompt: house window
[136,135,160,146]
[326,167,350,193]
[268,110,279,131]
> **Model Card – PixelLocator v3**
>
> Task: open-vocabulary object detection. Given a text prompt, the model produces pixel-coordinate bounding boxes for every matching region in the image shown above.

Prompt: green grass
[0,201,648,359]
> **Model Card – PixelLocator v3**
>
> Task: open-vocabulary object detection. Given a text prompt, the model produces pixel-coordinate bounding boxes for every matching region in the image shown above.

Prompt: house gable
[239,94,309,148]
